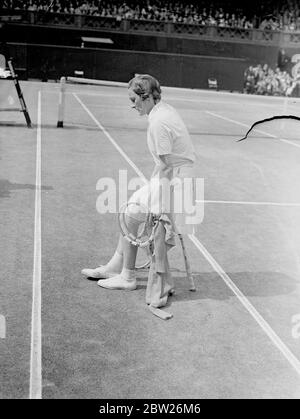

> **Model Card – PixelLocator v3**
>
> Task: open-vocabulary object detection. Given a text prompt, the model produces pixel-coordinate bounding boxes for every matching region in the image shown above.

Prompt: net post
[57,76,66,128]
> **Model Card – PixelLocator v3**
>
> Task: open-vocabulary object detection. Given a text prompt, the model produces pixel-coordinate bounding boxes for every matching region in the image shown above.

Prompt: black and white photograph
[0,0,300,401]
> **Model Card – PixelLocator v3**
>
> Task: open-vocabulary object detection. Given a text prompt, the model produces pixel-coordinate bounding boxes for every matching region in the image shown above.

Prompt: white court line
[79,96,237,105]
[189,234,300,376]
[196,199,300,207]
[279,138,300,148]
[44,87,256,105]
[42,81,300,102]
[29,90,42,399]
[45,89,238,105]
[206,110,300,149]
[74,95,300,379]
[45,87,297,110]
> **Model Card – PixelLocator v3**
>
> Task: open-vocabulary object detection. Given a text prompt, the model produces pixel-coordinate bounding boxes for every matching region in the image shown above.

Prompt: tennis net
[56,76,127,128]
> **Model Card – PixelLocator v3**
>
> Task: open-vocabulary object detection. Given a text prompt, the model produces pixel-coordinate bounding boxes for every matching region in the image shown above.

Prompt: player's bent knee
[125,203,148,223]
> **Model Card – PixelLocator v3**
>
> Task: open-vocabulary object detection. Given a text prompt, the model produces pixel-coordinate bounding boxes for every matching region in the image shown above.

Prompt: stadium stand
[243,61,300,97]
[1,0,299,30]
[1,0,300,94]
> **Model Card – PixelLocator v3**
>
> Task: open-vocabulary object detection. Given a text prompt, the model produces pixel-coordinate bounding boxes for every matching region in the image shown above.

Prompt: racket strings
[119,202,159,248]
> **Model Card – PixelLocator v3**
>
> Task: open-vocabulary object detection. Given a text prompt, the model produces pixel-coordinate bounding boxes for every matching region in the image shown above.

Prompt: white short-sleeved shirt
[147,101,196,167]
[129,101,201,233]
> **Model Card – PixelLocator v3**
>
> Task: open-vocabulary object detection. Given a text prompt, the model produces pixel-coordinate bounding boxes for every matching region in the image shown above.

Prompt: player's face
[128,89,145,115]
[128,88,154,116]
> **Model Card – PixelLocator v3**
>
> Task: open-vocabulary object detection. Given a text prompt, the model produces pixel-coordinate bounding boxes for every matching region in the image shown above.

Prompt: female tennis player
[81,74,198,291]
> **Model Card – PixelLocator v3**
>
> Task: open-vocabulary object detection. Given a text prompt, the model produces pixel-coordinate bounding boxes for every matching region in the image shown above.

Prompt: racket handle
[178,234,196,291]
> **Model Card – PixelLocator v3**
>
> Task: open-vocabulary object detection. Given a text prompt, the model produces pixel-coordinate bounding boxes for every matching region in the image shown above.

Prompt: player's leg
[97,211,141,290]
[81,208,142,280]
[81,236,124,279]
[81,185,149,284]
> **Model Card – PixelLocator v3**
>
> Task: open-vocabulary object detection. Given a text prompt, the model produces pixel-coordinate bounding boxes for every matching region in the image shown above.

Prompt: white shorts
[128,166,203,234]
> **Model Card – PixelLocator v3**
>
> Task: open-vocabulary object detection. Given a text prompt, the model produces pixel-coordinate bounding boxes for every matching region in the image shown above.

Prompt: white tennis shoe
[97,275,137,291]
[81,266,118,279]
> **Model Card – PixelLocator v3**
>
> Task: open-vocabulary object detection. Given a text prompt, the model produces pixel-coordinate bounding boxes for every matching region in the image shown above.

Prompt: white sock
[121,267,136,280]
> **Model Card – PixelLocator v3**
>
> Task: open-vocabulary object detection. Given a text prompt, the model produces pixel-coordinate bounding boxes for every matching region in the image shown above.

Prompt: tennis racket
[118,201,158,270]
[118,201,196,291]
[118,201,159,247]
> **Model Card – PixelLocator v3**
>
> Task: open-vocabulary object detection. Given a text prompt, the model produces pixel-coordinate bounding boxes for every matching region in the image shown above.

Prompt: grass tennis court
[1,79,300,399]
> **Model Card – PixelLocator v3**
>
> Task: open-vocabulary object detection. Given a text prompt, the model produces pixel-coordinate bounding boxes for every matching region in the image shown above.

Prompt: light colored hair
[128,74,161,102]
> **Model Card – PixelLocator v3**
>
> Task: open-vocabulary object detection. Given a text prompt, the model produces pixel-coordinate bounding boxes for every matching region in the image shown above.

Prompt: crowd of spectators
[1,0,300,31]
[0,1,255,29]
[243,63,299,96]
[259,0,300,31]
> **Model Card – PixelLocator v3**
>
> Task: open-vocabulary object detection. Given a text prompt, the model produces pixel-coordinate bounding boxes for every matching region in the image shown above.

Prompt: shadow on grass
[3,122,273,140]
[0,179,53,198]
[86,270,298,303]
[0,122,145,132]
[170,270,298,303]
[0,122,30,128]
